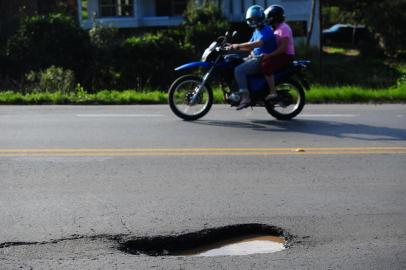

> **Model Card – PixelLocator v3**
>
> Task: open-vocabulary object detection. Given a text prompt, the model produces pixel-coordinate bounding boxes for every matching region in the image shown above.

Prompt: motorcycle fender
[174,62,212,72]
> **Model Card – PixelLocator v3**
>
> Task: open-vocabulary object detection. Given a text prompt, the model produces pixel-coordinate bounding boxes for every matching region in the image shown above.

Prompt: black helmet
[264,5,285,25]
[245,5,265,28]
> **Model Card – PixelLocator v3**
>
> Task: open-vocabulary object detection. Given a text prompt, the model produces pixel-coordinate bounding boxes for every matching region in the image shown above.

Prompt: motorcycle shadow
[192,119,406,141]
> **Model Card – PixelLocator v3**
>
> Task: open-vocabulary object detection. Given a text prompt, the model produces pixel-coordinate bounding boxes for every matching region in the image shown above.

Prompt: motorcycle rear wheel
[168,75,213,121]
[265,79,305,120]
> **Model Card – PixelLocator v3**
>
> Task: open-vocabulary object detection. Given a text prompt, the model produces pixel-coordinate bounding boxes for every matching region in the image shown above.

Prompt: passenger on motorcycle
[262,5,296,101]
[227,5,276,110]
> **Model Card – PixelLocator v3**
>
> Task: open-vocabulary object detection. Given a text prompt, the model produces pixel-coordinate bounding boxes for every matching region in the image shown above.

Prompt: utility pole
[319,0,322,80]
[306,0,317,49]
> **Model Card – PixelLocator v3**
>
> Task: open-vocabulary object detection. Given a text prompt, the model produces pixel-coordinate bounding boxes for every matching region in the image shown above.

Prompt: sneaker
[265,93,278,101]
[236,96,251,110]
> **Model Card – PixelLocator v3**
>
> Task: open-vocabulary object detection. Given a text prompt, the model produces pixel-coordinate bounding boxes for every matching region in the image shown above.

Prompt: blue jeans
[234,56,262,93]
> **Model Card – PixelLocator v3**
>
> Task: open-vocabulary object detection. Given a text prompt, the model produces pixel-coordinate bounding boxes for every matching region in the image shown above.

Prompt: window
[155,0,187,16]
[100,0,133,17]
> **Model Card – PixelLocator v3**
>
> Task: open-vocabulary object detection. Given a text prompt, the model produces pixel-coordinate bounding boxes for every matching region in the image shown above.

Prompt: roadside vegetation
[1,84,405,105]
[2,43,404,104]
[0,88,167,105]
[0,0,405,104]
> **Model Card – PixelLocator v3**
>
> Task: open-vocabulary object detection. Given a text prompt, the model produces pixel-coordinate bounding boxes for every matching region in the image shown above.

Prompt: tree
[0,0,38,43]
[182,0,229,54]
[37,0,78,18]
[0,0,78,44]
[323,0,406,57]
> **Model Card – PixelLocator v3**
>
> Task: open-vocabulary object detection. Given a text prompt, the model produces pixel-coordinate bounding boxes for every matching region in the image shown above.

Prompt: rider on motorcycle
[228,5,276,110]
[262,5,296,101]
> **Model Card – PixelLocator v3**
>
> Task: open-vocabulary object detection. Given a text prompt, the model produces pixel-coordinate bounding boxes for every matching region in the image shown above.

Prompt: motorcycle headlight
[201,42,218,62]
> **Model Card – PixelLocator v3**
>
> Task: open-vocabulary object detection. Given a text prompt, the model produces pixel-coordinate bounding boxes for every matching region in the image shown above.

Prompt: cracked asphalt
[0,104,405,269]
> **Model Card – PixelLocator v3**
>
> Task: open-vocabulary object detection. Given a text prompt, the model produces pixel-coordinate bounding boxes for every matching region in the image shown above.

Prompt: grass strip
[0,90,167,105]
[0,85,405,105]
[306,85,406,103]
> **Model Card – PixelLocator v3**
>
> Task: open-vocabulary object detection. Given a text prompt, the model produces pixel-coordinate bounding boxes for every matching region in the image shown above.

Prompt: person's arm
[230,40,263,51]
[262,37,289,60]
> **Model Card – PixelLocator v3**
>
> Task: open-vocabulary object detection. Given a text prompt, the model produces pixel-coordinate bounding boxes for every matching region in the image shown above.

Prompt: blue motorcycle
[168,32,310,121]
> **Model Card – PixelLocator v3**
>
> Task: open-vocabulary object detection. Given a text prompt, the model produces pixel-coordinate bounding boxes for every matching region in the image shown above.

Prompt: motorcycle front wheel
[265,79,305,120]
[168,75,213,121]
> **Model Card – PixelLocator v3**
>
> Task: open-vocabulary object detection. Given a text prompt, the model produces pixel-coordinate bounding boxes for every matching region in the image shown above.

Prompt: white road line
[76,114,164,117]
[299,114,357,118]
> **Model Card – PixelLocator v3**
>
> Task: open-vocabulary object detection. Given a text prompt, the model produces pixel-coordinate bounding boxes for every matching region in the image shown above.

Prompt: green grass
[0,90,167,105]
[323,46,360,56]
[0,85,405,105]
[306,85,406,103]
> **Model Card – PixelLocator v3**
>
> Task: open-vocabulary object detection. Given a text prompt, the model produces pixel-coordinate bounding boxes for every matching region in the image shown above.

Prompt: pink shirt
[274,23,295,55]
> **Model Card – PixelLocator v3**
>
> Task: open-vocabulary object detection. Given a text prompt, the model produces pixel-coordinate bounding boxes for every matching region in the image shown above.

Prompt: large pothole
[119,224,290,257]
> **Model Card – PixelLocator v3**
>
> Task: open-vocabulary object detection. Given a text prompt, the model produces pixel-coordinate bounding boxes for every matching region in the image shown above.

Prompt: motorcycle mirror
[217,36,225,43]
[232,31,238,38]
[225,31,230,38]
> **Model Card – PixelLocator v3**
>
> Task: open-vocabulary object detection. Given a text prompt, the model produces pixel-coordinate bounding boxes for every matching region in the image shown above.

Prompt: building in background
[77,0,320,47]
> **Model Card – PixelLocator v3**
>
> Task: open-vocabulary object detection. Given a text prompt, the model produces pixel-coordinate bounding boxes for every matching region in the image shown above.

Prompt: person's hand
[230,44,240,50]
[262,54,270,60]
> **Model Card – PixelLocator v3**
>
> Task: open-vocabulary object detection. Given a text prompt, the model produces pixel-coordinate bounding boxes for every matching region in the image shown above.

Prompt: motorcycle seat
[275,59,310,77]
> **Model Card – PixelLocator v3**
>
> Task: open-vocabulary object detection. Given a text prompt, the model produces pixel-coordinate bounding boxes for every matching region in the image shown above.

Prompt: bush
[182,1,229,55]
[24,66,76,93]
[116,32,192,90]
[88,24,122,90]
[87,23,192,91]
[5,13,90,82]
[89,24,120,50]
[0,46,9,88]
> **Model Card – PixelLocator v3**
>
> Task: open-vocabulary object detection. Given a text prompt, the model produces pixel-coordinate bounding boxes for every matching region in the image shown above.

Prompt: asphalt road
[0,104,405,269]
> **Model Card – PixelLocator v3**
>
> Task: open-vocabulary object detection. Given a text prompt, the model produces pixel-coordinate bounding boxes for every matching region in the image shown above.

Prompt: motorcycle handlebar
[216,46,231,52]
[217,31,238,52]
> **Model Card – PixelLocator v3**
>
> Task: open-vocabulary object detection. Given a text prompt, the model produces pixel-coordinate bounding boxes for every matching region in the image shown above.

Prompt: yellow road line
[0,147,405,157]
[1,147,405,152]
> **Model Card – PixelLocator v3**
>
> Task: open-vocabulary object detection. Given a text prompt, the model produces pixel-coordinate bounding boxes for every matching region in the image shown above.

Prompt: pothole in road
[119,224,289,257]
